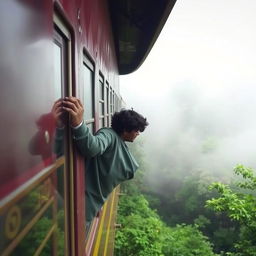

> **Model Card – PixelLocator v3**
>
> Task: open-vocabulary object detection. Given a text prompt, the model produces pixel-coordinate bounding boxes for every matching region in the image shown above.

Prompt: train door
[53,13,75,255]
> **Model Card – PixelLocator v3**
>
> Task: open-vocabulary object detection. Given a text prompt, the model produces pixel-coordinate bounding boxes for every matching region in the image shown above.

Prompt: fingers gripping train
[52,98,65,128]
[52,97,84,127]
[62,97,84,127]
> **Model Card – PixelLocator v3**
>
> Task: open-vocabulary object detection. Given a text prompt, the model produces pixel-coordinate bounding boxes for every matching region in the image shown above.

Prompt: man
[53,96,148,224]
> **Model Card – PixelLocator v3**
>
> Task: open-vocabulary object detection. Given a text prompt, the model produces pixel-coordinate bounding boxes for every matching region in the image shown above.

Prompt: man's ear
[120,130,128,140]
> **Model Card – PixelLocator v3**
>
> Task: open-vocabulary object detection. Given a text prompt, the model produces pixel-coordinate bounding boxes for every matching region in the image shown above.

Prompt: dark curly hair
[111,109,148,135]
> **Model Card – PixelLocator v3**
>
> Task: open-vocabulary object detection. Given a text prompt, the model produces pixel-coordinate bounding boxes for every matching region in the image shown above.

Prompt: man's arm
[72,122,112,157]
[62,97,111,157]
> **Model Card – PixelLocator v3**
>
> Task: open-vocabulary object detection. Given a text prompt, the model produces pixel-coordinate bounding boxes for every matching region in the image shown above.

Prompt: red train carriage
[0,0,176,255]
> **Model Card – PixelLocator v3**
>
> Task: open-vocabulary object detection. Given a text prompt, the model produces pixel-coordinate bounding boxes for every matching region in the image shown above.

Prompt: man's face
[122,130,140,142]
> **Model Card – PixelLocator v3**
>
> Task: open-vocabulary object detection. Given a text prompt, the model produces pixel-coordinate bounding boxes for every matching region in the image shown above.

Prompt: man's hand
[62,96,84,127]
[52,98,65,128]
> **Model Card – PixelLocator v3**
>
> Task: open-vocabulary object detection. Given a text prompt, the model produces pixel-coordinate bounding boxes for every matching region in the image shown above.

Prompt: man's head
[111,109,148,142]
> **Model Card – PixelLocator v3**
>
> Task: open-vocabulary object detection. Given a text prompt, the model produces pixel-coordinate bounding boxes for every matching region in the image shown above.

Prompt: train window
[83,56,95,132]
[99,74,105,128]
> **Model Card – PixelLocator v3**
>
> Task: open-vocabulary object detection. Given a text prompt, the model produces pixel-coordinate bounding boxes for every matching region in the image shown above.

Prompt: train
[0,0,176,255]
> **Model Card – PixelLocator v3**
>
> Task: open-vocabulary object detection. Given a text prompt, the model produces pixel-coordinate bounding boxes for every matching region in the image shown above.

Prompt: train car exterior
[0,0,176,255]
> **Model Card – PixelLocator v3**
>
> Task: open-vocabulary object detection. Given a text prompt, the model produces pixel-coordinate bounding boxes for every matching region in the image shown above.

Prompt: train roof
[108,0,177,75]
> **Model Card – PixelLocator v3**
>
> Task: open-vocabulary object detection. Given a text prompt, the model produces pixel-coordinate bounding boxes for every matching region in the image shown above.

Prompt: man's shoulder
[96,127,118,137]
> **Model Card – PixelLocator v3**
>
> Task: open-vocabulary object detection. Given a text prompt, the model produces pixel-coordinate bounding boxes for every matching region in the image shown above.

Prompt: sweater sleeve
[72,123,112,158]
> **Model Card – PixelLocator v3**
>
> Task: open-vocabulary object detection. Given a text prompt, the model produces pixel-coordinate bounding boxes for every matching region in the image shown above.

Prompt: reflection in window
[4,171,66,256]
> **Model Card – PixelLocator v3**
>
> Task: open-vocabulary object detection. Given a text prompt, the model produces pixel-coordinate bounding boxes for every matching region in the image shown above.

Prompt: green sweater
[72,123,139,222]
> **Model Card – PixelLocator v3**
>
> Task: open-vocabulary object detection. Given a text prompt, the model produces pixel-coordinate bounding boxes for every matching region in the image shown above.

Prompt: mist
[120,0,256,190]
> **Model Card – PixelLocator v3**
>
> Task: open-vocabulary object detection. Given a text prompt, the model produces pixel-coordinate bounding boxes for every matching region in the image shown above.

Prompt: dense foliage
[206,165,256,256]
[114,175,217,256]
[143,171,240,253]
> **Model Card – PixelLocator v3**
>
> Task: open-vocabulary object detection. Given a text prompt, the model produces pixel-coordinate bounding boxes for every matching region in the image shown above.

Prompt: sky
[121,0,256,107]
[120,0,256,180]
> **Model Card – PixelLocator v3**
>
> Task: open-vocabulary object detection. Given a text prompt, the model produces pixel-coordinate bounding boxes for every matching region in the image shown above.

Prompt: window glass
[99,119,104,129]
[110,88,113,115]
[106,84,109,114]
[99,75,104,117]
[53,43,62,99]
[112,92,115,113]
[83,63,94,121]
[115,93,118,111]
[106,84,110,126]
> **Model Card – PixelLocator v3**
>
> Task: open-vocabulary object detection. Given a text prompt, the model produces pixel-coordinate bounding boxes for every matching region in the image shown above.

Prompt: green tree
[206,165,256,256]
[162,224,217,256]
[115,180,217,255]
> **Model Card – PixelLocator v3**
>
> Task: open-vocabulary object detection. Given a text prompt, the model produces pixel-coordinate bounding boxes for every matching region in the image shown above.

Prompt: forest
[114,130,256,256]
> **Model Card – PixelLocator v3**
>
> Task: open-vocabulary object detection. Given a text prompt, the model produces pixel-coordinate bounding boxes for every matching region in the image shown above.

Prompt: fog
[120,0,256,188]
